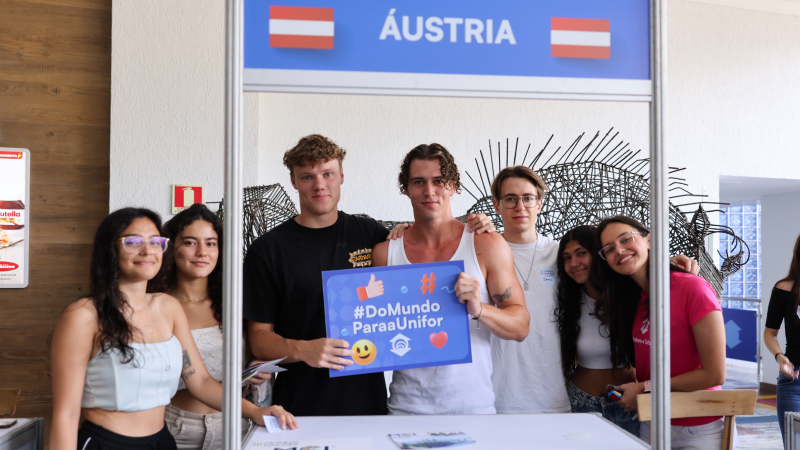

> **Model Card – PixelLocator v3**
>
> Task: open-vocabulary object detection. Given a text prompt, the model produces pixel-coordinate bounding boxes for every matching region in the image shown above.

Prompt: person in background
[764,232,800,444]
[160,204,272,449]
[595,215,729,449]
[556,225,639,435]
[50,208,295,450]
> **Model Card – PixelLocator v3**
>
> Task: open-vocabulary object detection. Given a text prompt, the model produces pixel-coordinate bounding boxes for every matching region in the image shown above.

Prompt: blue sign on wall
[244,0,651,100]
[722,308,758,363]
[322,261,471,378]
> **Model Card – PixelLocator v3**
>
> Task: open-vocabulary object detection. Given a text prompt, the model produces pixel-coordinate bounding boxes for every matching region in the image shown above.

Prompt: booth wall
[761,191,800,387]
[0,0,112,445]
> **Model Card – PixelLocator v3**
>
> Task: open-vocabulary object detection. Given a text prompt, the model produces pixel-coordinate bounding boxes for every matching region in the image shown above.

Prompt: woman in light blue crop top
[50,208,297,450]
[159,204,272,449]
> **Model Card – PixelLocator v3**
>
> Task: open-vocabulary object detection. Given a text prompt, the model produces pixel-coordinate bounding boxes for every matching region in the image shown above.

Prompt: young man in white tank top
[373,144,530,415]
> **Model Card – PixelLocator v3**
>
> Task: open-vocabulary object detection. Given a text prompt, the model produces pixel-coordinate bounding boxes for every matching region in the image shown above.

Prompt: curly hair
[89,207,165,363]
[555,225,600,381]
[283,134,346,175]
[397,143,461,195]
[159,203,223,326]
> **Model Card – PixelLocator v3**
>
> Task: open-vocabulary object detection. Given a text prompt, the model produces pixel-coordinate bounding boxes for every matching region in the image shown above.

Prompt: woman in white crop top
[555,225,640,437]
[50,208,296,450]
[160,204,272,449]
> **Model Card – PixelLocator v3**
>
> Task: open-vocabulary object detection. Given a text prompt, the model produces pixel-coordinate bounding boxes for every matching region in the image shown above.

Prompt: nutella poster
[0,148,29,288]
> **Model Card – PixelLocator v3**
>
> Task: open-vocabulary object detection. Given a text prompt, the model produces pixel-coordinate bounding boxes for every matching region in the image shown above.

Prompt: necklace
[513,240,538,291]
[170,289,209,302]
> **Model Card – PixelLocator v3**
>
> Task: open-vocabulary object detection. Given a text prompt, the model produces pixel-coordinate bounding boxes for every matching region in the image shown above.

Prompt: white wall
[111,0,800,221]
[761,191,800,384]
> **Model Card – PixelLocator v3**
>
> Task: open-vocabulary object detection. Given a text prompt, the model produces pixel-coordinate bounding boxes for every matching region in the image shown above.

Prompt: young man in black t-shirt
[244,135,390,416]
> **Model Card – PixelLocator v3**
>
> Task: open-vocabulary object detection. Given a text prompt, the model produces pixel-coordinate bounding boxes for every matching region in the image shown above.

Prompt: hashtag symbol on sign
[420,273,436,295]
[354,305,365,319]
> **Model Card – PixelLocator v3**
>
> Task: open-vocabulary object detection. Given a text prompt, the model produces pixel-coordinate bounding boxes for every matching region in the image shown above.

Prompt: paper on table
[262,415,290,433]
[242,358,287,386]
[246,426,372,450]
[389,432,476,449]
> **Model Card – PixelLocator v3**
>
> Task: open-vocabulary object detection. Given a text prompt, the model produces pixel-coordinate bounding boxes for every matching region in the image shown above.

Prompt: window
[718,200,761,307]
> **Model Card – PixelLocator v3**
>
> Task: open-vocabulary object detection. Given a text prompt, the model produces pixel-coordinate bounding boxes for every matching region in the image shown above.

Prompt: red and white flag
[269,6,334,49]
[551,18,610,59]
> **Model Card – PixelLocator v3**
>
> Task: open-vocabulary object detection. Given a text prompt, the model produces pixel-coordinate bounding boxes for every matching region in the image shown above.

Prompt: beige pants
[165,404,251,450]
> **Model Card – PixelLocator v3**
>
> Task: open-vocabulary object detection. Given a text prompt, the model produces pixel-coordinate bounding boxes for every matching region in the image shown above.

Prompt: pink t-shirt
[633,271,722,427]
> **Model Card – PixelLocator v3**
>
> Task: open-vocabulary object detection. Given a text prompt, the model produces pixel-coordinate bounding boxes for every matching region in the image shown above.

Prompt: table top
[244,413,650,450]
[0,418,35,442]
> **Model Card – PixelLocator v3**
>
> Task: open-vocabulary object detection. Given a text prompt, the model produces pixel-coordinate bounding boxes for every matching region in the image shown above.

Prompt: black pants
[78,420,177,450]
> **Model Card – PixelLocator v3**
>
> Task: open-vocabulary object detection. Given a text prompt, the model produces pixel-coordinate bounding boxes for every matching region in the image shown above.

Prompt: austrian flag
[551,18,610,59]
[269,6,334,49]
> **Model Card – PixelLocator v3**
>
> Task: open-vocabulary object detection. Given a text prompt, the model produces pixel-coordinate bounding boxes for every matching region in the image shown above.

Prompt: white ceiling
[719,175,800,202]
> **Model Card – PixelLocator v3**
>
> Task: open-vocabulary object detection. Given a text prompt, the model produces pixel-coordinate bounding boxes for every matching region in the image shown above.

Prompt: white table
[0,418,43,450]
[244,413,650,449]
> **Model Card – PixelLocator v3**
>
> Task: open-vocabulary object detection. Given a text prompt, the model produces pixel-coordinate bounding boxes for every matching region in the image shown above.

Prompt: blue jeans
[567,380,640,437]
[777,366,800,444]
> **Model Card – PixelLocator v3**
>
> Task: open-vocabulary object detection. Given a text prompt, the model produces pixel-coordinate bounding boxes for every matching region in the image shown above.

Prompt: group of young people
[51,133,733,450]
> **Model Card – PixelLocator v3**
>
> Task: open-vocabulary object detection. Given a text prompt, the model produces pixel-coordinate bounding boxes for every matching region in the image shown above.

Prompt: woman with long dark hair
[765,232,800,444]
[160,204,271,448]
[50,208,295,450]
[556,225,639,436]
[595,215,728,449]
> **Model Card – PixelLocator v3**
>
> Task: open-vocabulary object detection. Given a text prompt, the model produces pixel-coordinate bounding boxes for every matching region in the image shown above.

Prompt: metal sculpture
[461,131,749,297]
[212,183,298,256]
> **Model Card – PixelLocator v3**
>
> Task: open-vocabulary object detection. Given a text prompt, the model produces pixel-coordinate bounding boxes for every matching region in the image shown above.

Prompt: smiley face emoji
[352,339,377,365]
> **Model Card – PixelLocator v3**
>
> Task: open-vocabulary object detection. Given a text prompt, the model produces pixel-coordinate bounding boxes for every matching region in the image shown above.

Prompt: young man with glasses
[372,144,529,415]
[488,166,572,414]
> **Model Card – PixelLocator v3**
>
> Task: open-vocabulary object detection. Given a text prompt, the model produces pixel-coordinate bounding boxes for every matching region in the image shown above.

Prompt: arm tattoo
[183,369,196,380]
[182,350,192,370]
[492,287,511,304]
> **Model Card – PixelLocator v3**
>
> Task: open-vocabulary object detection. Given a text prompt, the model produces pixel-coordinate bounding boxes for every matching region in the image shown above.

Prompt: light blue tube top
[82,335,183,412]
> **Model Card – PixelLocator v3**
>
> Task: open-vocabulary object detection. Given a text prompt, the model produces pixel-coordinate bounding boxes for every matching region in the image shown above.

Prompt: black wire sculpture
[461,131,749,297]
[211,183,298,257]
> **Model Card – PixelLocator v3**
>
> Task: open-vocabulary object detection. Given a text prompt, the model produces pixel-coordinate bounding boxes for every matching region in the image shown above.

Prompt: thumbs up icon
[357,274,384,301]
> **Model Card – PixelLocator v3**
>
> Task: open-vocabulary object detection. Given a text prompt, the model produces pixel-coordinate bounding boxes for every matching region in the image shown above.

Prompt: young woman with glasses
[764,232,800,444]
[50,208,296,450]
[594,215,729,448]
[160,204,274,449]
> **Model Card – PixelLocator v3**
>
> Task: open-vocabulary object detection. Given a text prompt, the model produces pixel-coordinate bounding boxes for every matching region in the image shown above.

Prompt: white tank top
[386,225,496,415]
[576,293,614,369]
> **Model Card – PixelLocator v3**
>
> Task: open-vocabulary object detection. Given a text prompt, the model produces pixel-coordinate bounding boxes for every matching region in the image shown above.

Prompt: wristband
[776,352,784,362]
[643,380,651,393]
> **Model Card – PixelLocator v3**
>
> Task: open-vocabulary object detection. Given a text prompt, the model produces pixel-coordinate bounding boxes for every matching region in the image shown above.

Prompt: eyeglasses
[598,231,642,260]
[118,237,170,254]
[500,195,540,209]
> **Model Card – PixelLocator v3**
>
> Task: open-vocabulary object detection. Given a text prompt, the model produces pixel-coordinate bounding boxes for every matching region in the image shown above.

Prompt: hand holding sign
[454,273,483,317]
[357,274,384,300]
[297,338,354,370]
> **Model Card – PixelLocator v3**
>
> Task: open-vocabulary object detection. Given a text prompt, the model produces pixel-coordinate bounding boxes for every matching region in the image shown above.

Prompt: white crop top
[178,326,223,390]
[575,294,615,369]
[82,335,182,412]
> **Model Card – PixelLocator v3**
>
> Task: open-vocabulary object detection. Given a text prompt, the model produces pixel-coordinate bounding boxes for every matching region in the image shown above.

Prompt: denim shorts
[567,380,640,437]
[777,366,800,445]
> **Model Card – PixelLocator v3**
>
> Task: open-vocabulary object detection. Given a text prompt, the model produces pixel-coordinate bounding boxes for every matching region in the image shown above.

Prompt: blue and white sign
[722,308,758,363]
[244,0,651,100]
[322,261,471,378]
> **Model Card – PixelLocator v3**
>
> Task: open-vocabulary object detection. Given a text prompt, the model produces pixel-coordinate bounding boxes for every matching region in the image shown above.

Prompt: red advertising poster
[172,185,204,214]
[0,148,30,288]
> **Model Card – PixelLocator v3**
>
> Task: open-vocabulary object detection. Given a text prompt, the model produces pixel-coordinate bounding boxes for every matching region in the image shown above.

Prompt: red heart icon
[429,331,448,349]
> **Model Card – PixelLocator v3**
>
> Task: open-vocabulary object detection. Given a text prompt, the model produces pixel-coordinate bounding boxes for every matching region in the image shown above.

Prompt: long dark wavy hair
[778,232,800,322]
[555,225,602,381]
[90,207,165,363]
[592,215,687,369]
[159,204,223,325]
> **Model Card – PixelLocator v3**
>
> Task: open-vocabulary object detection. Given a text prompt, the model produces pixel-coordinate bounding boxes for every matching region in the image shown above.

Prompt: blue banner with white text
[322,261,471,378]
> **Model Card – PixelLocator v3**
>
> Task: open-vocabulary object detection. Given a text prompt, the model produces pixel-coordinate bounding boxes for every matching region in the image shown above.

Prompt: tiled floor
[723,364,783,450]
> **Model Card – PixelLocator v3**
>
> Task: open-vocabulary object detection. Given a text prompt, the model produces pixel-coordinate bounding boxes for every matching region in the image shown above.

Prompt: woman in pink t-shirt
[593,215,729,449]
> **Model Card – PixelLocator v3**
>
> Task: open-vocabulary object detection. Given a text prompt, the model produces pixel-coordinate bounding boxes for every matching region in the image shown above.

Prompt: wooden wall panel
[0,0,111,446]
